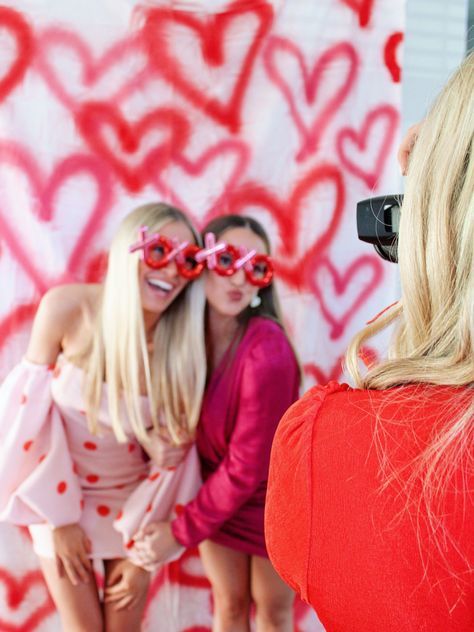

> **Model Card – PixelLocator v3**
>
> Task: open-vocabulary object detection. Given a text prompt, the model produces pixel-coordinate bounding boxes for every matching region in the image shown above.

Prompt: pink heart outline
[34,26,150,111]
[142,1,274,133]
[75,102,191,193]
[310,254,384,339]
[263,37,359,162]
[152,139,251,225]
[336,104,399,189]
[0,141,114,293]
[0,568,56,632]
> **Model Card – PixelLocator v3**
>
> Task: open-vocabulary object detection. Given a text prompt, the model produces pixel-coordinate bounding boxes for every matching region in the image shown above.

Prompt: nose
[162,259,180,280]
[229,268,246,287]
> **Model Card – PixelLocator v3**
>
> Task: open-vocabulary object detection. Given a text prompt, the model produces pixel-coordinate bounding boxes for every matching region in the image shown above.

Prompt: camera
[356,195,402,263]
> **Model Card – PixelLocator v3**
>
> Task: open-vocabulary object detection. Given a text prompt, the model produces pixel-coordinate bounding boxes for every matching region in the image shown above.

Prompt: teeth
[147,278,173,292]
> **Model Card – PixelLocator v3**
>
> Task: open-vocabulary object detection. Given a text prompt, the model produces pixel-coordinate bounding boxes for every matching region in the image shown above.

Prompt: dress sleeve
[0,360,82,527]
[113,444,202,567]
[264,381,346,602]
[171,331,300,548]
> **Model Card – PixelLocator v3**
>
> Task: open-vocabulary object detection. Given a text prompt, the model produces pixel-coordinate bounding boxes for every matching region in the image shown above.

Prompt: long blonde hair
[84,202,206,445]
[346,53,473,568]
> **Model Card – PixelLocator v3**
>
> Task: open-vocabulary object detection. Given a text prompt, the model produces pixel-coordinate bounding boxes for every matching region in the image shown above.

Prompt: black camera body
[356,195,403,263]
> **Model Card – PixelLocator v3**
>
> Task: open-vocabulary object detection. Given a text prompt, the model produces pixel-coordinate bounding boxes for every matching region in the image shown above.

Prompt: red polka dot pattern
[57,481,67,494]
[84,441,97,451]
[38,454,46,463]
[126,539,135,549]
[86,474,99,484]
[20,394,27,405]
[149,472,160,482]
[116,510,123,520]
[128,444,136,453]
[97,505,110,517]
[23,440,33,451]
[146,503,152,513]
[174,504,185,516]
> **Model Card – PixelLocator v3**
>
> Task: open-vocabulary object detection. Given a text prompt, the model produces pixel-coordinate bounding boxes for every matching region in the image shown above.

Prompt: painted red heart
[76,103,191,192]
[218,163,345,289]
[147,548,210,601]
[304,358,344,386]
[263,38,359,161]
[340,0,375,28]
[0,303,38,349]
[152,139,250,224]
[35,26,150,111]
[304,345,379,386]
[0,7,34,104]
[336,104,399,189]
[0,569,56,632]
[142,1,273,133]
[0,141,114,293]
[384,32,403,83]
[167,548,210,590]
[310,254,384,339]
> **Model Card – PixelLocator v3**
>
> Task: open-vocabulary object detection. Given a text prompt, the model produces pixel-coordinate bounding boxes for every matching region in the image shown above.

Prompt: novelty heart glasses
[129,226,204,280]
[196,233,274,288]
[130,228,274,287]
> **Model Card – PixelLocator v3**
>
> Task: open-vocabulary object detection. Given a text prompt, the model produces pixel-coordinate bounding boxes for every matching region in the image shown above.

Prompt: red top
[172,317,300,556]
[265,382,474,631]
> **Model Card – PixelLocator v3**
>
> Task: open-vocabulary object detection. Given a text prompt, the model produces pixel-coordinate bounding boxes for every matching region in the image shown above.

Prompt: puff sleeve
[0,360,82,527]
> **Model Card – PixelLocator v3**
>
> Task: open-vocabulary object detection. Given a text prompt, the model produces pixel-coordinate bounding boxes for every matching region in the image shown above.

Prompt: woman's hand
[133,522,183,566]
[140,429,190,468]
[397,122,422,175]
[104,559,150,611]
[52,523,92,586]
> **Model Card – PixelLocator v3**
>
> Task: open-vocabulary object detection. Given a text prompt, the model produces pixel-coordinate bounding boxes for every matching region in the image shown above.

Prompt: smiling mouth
[146,278,174,293]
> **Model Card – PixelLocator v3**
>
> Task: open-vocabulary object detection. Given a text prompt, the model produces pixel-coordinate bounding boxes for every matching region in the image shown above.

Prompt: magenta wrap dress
[171,317,300,557]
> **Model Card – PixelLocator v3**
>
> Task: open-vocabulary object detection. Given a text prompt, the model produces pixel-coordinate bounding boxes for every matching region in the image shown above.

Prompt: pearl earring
[250,294,261,308]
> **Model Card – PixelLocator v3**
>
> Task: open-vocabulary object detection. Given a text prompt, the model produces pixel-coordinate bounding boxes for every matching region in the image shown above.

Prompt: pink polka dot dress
[0,357,200,563]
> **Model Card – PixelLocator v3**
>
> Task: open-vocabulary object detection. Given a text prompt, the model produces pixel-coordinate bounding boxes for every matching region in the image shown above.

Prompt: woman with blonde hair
[0,202,206,631]
[265,53,473,631]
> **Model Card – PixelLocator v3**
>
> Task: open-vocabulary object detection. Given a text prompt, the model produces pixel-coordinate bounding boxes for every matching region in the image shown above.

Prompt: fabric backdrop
[0,0,404,629]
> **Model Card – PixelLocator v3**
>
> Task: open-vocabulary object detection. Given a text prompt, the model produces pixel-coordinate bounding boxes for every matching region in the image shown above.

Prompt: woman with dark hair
[134,215,301,631]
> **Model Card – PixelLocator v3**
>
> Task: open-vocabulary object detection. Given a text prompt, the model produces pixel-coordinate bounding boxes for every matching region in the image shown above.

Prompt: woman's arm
[171,330,300,548]
[26,285,92,585]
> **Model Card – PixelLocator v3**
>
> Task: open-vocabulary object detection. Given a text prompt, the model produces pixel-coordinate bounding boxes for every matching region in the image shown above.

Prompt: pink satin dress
[0,356,200,564]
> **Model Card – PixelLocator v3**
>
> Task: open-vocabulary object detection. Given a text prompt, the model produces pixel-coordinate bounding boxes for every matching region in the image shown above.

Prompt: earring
[250,294,261,308]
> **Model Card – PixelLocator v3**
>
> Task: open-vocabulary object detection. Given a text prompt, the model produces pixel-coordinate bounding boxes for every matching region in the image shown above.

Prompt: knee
[213,589,250,621]
[254,598,294,628]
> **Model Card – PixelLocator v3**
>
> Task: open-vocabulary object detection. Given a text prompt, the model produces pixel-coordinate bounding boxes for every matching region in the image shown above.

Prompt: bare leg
[103,558,150,632]
[199,540,251,632]
[251,556,294,632]
[39,556,103,632]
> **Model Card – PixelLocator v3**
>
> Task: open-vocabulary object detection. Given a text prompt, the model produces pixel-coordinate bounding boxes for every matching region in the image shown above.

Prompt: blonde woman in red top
[265,53,474,631]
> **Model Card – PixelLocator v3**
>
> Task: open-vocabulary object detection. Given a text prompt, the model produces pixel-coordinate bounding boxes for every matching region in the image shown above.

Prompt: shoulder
[37,284,99,328]
[278,382,351,432]
[26,284,100,364]
[243,317,294,358]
